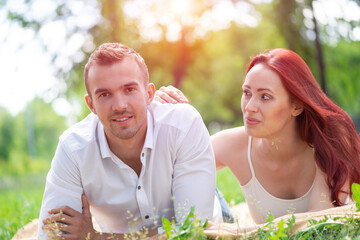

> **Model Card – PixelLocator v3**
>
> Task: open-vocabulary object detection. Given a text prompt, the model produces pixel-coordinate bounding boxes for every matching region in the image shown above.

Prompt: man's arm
[172,106,216,223]
[38,142,83,239]
[43,194,160,240]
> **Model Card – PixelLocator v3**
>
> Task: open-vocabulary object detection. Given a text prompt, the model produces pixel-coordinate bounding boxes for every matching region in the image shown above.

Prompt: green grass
[2,171,360,240]
[0,174,46,239]
[0,169,239,239]
[216,167,245,205]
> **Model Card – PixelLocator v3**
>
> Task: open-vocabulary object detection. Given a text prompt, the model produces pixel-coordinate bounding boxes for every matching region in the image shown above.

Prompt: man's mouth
[114,117,130,122]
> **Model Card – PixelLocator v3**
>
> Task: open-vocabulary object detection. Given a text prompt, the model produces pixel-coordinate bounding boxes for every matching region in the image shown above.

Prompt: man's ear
[85,94,97,114]
[146,83,155,105]
[291,101,303,117]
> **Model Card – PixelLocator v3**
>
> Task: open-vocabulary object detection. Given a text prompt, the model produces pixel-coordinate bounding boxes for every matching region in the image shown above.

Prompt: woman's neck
[256,129,310,163]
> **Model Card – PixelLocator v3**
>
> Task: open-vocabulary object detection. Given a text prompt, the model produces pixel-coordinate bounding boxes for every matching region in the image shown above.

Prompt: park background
[0,0,360,238]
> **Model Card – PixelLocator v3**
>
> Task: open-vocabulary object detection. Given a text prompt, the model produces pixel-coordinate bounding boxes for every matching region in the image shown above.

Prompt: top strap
[247,136,256,177]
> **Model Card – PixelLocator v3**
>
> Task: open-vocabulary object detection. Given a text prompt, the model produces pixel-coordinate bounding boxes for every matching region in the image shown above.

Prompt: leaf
[202,218,208,228]
[298,221,344,235]
[162,217,173,239]
[181,206,195,230]
[351,183,360,211]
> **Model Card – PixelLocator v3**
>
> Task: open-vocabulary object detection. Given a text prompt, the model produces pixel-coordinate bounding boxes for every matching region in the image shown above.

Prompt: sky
[0,0,359,117]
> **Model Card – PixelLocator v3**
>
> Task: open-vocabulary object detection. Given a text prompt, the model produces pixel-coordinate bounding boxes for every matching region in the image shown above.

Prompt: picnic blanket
[12,203,359,239]
[206,204,360,239]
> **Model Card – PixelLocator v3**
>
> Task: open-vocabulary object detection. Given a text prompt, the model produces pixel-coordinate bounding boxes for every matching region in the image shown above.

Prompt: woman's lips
[245,117,261,125]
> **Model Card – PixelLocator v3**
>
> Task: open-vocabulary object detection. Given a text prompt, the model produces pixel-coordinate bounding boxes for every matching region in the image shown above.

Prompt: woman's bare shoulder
[211,127,248,161]
[211,126,248,146]
[211,126,251,182]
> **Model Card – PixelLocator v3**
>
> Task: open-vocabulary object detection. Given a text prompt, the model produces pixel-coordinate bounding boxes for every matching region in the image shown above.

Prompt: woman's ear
[292,101,304,117]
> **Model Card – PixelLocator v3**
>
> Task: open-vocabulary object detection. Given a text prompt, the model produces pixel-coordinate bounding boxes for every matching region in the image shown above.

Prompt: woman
[155,48,360,225]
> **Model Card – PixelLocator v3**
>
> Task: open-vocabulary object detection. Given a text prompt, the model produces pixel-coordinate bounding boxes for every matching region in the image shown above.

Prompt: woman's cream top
[241,136,314,224]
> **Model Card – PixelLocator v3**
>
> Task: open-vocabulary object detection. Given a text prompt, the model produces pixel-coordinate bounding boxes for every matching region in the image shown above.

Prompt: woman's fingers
[155,86,189,103]
[167,86,189,103]
[155,89,178,103]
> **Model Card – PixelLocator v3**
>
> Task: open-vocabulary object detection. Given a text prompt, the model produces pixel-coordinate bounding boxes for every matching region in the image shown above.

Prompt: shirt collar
[97,110,154,160]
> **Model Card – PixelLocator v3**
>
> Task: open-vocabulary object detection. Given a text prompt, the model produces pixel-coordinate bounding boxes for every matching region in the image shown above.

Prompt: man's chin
[113,129,138,140]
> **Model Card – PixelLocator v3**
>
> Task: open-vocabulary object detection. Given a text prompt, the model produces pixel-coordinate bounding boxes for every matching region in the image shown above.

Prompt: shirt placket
[136,149,155,227]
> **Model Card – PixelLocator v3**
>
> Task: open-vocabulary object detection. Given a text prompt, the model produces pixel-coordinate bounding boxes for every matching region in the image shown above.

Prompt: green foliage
[325,41,360,117]
[0,107,15,162]
[216,167,245,205]
[0,98,66,177]
[352,183,360,211]
[241,212,360,240]
[162,206,208,239]
[0,174,45,239]
[241,183,360,239]
[21,98,67,160]
[295,216,360,240]
[245,213,295,240]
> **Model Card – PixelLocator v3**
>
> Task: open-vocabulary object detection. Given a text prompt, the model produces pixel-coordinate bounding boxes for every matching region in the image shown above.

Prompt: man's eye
[100,92,110,98]
[126,88,135,93]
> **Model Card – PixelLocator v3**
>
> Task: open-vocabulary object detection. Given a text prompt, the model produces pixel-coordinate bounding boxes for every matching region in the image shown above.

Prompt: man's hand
[43,194,96,240]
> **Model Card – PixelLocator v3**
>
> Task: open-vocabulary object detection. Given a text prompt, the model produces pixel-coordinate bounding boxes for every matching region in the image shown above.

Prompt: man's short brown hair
[84,43,149,96]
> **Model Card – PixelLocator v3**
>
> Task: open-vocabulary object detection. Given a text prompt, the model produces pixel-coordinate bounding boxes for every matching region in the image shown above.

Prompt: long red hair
[246,48,360,206]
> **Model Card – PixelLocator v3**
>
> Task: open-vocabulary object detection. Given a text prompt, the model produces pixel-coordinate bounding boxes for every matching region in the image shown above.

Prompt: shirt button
[141,152,145,157]
[145,215,149,219]
[138,185,141,190]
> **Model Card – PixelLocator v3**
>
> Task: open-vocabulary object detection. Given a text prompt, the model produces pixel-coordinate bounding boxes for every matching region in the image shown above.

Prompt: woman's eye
[243,90,251,96]
[262,94,271,100]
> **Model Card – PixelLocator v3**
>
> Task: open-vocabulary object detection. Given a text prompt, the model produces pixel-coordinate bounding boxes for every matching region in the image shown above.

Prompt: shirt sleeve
[37,141,83,240]
[172,108,216,224]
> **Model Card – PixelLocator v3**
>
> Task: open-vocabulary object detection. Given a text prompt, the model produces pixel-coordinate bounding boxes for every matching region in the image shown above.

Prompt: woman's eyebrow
[257,88,274,93]
[243,85,273,93]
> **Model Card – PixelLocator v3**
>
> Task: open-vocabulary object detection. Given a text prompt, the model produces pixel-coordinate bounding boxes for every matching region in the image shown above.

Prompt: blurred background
[0,0,360,238]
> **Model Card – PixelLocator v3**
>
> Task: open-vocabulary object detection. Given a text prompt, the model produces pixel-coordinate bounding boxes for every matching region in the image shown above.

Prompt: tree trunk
[310,2,327,93]
[172,30,188,89]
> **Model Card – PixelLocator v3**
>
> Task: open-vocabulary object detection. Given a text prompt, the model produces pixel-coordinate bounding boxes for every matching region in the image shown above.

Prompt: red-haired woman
[155,48,360,225]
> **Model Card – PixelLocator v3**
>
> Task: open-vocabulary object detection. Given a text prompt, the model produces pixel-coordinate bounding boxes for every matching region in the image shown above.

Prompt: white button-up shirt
[38,102,216,238]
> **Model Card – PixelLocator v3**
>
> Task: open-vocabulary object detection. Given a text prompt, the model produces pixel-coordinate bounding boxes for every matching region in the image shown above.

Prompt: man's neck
[107,127,147,177]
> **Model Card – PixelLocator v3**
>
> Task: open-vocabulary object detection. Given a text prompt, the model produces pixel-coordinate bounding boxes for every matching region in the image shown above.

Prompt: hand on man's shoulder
[149,101,203,128]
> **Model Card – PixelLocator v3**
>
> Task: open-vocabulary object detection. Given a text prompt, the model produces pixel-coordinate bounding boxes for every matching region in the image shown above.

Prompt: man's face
[85,57,154,144]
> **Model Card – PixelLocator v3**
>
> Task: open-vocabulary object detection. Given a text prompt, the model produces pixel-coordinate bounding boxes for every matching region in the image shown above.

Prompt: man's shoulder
[59,113,99,151]
[149,102,201,127]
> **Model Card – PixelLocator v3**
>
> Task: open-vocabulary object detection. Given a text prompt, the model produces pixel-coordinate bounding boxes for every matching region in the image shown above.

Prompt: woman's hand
[204,220,259,238]
[154,85,189,104]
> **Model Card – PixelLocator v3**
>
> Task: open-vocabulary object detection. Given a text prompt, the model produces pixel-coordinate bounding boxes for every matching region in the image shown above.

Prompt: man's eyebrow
[94,88,110,95]
[123,81,140,87]
[94,81,140,95]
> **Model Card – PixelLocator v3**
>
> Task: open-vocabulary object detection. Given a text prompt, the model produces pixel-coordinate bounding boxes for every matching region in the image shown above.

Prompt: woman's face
[241,64,299,139]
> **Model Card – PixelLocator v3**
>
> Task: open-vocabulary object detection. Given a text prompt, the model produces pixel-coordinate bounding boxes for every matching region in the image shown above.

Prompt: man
[38,43,216,239]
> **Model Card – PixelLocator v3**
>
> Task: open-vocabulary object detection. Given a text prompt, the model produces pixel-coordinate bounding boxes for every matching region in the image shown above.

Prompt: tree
[0,107,15,162]
[12,98,67,161]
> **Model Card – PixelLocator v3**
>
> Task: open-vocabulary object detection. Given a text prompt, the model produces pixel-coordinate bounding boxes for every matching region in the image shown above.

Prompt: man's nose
[112,93,128,111]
